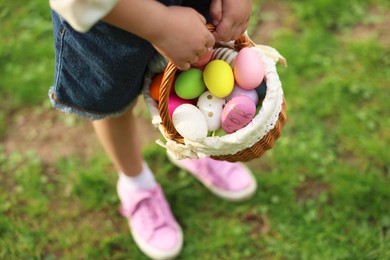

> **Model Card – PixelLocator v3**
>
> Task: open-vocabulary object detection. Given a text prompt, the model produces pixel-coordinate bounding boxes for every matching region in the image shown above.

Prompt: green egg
[213,128,228,137]
[175,68,206,99]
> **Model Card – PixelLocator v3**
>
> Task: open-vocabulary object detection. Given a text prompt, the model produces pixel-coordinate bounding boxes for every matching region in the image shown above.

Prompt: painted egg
[149,73,164,102]
[192,48,213,68]
[203,60,234,98]
[168,94,194,118]
[172,104,208,142]
[221,95,256,133]
[211,47,238,68]
[150,72,178,102]
[234,47,265,89]
[226,83,259,105]
[175,68,206,99]
[197,91,225,131]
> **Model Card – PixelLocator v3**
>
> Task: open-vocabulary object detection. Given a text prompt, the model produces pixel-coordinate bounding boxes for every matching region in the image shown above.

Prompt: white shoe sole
[130,224,183,260]
[168,156,257,202]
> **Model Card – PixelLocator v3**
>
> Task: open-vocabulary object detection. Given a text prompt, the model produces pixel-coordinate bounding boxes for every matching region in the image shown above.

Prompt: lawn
[1,0,390,259]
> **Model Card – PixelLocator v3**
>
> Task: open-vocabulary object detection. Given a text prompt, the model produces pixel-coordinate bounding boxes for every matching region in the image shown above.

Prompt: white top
[50,0,119,32]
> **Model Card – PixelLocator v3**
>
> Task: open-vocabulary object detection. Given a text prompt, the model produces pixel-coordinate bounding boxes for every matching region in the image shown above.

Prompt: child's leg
[92,107,183,259]
[92,107,142,177]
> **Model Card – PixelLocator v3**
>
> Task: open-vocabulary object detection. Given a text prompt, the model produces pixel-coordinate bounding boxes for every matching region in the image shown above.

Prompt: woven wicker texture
[154,26,287,162]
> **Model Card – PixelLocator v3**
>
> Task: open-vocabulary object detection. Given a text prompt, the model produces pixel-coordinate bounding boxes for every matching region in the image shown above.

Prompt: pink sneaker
[117,182,183,260]
[169,156,257,201]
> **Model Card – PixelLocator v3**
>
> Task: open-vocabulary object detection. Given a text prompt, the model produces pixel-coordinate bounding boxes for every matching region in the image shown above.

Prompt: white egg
[172,104,208,141]
[197,91,225,131]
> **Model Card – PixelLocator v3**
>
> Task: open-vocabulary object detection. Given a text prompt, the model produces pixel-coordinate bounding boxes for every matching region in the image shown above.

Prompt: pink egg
[168,94,195,118]
[221,95,256,133]
[191,48,213,68]
[233,48,265,90]
[226,83,259,105]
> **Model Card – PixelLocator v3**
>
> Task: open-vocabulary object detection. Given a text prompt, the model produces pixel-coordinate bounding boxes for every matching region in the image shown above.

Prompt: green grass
[1,0,390,259]
[0,0,54,109]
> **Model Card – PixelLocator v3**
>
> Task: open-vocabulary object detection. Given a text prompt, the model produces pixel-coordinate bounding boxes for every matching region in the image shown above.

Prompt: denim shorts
[49,0,211,120]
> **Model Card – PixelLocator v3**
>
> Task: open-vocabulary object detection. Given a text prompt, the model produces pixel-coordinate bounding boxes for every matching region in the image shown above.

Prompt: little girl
[49,0,256,258]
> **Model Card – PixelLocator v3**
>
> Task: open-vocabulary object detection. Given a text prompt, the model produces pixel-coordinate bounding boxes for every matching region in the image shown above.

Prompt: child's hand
[103,1,214,71]
[151,6,215,70]
[210,0,252,42]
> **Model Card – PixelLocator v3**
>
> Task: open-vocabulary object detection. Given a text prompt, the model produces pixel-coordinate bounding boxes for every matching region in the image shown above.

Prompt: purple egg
[226,83,259,105]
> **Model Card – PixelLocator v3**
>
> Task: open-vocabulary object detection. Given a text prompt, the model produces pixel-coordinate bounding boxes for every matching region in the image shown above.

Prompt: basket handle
[157,24,256,142]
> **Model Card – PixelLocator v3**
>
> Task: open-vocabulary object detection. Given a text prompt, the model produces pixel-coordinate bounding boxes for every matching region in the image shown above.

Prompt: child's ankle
[118,161,156,191]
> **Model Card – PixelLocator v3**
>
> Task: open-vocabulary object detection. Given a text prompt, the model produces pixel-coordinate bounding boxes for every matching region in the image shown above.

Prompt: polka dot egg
[197,91,225,131]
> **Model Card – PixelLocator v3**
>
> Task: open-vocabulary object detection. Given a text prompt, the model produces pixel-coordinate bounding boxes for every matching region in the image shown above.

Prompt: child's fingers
[214,20,249,42]
[176,61,191,71]
[210,0,222,26]
[195,10,207,25]
[195,11,215,48]
[213,20,234,42]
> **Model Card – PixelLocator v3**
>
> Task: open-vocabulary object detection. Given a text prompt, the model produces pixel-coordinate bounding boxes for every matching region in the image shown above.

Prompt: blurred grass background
[1,0,390,259]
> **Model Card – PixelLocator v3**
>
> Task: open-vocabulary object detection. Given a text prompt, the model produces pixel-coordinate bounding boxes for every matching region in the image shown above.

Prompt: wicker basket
[143,29,287,162]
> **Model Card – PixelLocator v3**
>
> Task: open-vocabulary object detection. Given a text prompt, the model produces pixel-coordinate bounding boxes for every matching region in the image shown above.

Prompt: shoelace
[140,198,166,230]
[129,191,170,241]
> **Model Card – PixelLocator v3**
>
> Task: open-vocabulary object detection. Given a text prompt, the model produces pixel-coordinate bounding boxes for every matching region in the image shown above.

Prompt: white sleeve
[49,0,120,32]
